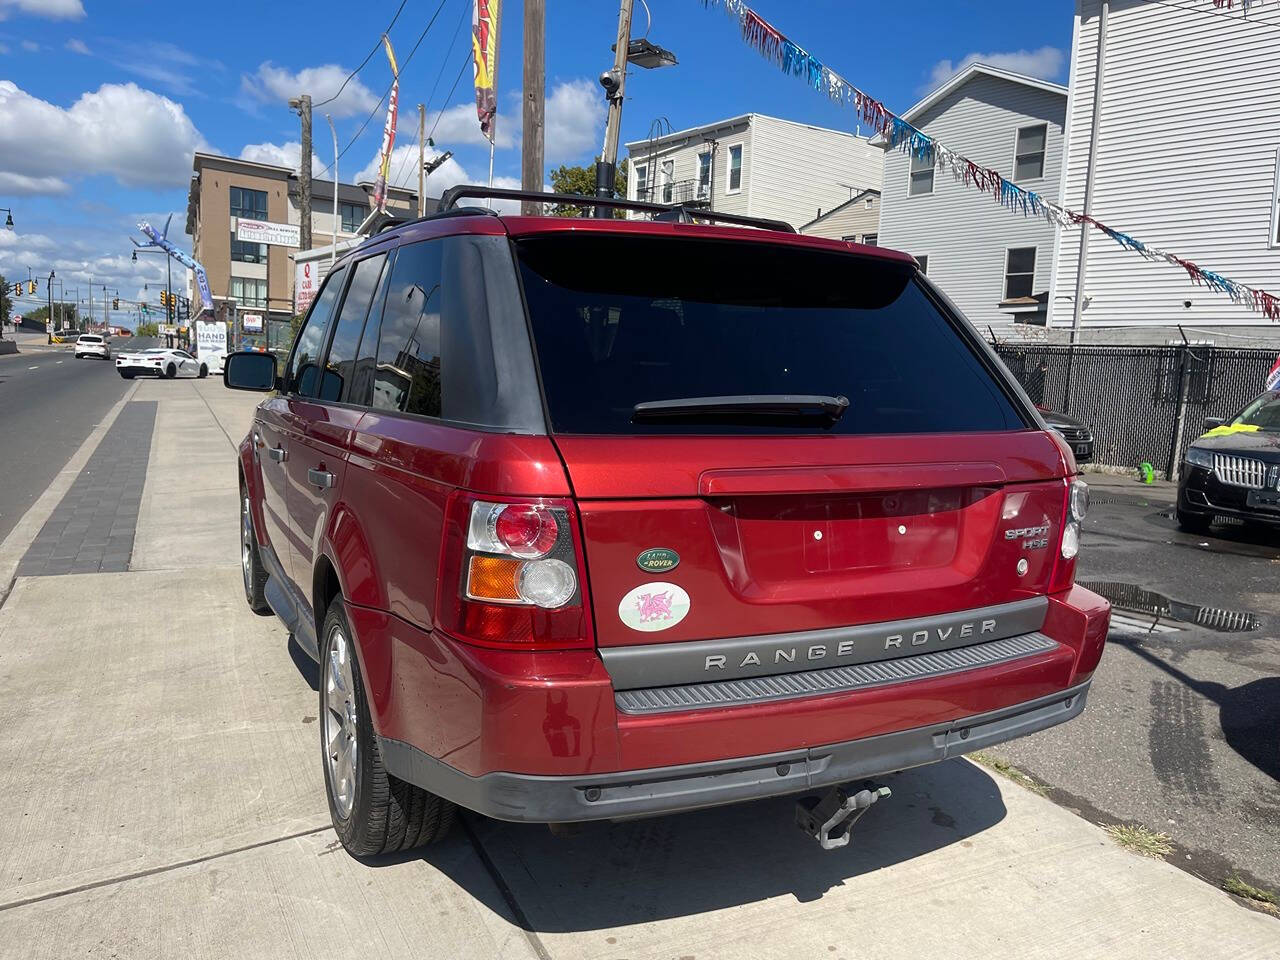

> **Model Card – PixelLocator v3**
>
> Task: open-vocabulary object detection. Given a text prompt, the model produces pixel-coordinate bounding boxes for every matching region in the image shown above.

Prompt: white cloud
[65,37,88,54]
[924,46,1066,91]
[241,62,379,118]
[0,42,9,54]
[0,0,84,20]
[0,81,208,193]
[353,145,524,212]
[238,140,322,176]
[544,78,604,163]
[426,103,517,149]
[20,39,38,51]
[0,171,69,194]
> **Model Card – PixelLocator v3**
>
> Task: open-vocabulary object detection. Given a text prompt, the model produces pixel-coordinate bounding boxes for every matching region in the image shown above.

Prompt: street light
[596,0,677,206]
[1,207,14,231]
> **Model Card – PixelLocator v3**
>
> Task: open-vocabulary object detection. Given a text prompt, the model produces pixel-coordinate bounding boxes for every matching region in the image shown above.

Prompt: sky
[0,0,1073,326]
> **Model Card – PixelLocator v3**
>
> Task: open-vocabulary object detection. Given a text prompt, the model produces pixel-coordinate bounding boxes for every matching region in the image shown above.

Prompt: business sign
[242,313,264,333]
[295,261,319,314]
[195,320,227,358]
[160,323,177,336]
[236,219,300,248]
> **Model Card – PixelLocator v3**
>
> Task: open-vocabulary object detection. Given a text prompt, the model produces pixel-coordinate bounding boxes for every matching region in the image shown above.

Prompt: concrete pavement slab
[1,831,542,960]
[471,758,1279,958]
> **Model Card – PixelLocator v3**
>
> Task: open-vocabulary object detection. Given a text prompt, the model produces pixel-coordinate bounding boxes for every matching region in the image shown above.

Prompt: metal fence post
[1166,344,1191,481]
[1062,343,1076,415]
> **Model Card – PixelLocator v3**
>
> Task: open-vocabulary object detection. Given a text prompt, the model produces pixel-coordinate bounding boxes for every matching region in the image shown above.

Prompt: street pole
[418,103,426,218]
[292,94,314,252]
[1070,0,1109,345]
[327,113,338,270]
[595,0,635,205]
[46,276,52,344]
[522,0,546,215]
[166,256,173,346]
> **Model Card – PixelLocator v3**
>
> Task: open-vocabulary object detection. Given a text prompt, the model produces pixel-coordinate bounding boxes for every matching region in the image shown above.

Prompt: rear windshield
[515,235,1025,435]
[79,335,102,343]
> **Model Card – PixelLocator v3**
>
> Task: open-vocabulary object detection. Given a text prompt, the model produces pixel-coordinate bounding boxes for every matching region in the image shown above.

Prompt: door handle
[307,468,335,489]
[267,445,287,463]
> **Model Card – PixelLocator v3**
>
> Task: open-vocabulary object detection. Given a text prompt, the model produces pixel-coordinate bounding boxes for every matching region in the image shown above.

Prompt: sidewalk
[1083,467,1178,504]
[0,379,1275,958]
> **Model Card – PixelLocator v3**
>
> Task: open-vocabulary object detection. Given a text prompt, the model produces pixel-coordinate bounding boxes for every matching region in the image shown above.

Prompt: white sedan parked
[116,348,209,380]
[74,334,111,360]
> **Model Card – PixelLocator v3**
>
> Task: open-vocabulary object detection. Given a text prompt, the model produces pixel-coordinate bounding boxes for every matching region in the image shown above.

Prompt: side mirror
[224,351,278,392]
[1202,416,1226,431]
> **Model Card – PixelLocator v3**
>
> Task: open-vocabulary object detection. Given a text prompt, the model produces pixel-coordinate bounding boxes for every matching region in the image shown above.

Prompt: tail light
[1049,477,1089,593]
[437,493,594,650]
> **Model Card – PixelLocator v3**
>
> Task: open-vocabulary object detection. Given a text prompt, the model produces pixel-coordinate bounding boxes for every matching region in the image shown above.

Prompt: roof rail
[436,185,797,234]
[374,205,496,235]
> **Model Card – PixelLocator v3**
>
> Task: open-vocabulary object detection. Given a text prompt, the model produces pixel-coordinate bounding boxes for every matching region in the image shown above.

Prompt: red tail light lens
[439,493,594,650]
[1048,477,1082,593]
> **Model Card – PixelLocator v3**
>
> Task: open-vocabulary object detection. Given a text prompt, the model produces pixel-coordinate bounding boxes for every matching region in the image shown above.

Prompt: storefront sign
[295,261,318,314]
[242,313,264,333]
[236,219,300,248]
[196,320,227,358]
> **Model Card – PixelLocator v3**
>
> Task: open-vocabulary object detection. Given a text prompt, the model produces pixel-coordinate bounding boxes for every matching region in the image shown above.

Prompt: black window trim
[283,263,351,396]
[310,249,393,404]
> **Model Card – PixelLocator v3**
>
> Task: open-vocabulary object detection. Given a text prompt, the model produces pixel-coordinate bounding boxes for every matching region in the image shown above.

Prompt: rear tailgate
[557,433,1067,648]
[514,231,1069,663]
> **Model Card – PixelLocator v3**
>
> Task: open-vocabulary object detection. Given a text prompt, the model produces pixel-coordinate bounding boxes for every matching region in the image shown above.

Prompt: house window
[727,144,743,193]
[917,255,929,275]
[1014,124,1047,181]
[865,197,874,209]
[662,160,674,203]
[230,186,268,221]
[697,153,711,199]
[1004,247,1037,299]
[909,153,934,196]
[633,163,648,200]
[339,201,365,233]
[231,235,267,264]
[230,276,268,310]
[862,234,879,246]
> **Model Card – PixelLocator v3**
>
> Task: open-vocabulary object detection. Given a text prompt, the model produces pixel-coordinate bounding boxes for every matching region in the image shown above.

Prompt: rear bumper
[379,680,1090,823]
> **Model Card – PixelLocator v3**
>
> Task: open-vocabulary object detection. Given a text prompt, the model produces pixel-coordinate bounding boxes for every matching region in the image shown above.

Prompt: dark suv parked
[226,187,1109,856]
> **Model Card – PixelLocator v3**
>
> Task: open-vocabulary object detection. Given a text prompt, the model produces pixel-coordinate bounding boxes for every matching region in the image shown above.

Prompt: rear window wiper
[632,394,850,421]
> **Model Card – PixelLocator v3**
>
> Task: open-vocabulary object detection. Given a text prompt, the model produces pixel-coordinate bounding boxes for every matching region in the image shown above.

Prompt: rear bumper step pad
[615,632,1059,715]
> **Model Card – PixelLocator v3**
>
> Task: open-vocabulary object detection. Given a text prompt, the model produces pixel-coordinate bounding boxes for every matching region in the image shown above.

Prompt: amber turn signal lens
[466,555,523,603]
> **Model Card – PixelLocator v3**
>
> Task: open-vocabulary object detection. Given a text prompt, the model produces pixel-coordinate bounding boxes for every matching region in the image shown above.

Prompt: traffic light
[27,279,35,295]
[11,283,19,297]
[113,297,120,310]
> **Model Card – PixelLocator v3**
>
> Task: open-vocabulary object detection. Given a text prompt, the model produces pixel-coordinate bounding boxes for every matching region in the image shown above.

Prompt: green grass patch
[968,751,1047,796]
[1104,823,1173,858]
[1223,875,1278,911]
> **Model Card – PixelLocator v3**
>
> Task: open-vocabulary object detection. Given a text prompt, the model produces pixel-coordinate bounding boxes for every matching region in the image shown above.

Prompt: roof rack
[374,205,496,235]
[436,185,797,234]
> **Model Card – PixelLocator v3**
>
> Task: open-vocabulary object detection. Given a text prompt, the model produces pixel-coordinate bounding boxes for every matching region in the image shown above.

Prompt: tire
[119,371,135,379]
[320,595,456,857]
[1176,506,1212,534]
[198,364,208,379]
[165,363,176,379]
[240,490,270,614]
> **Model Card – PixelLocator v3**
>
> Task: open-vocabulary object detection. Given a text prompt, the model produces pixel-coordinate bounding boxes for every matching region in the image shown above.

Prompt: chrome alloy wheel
[324,627,359,820]
[240,496,253,595]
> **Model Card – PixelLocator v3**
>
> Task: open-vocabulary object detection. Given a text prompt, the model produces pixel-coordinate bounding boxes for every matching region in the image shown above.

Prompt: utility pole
[522,0,546,215]
[290,94,314,251]
[1070,0,1110,344]
[418,103,426,218]
[596,0,635,204]
[46,272,53,344]
[327,114,339,270]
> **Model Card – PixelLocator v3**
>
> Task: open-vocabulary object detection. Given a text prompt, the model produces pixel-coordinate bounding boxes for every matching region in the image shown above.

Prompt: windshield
[1233,391,1280,430]
[515,234,1024,436]
[79,335,101,343]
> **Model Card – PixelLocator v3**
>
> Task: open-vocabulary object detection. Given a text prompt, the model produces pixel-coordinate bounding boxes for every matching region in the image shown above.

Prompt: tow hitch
[795,784,892,850]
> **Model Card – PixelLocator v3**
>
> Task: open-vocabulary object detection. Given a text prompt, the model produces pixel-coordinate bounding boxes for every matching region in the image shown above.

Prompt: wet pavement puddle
[1080,580,1263,633]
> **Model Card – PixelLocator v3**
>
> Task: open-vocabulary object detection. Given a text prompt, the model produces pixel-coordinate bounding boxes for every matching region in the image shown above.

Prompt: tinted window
[516,235,1023,436]
[312,254,386,402]
[370,240,444,418]
[1235,391,1280,430]
[287,266,345,395]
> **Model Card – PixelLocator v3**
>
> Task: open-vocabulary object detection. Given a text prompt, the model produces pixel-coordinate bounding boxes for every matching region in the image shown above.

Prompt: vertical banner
[1266,355,1280,391]
[373,36,401,213]
[472,0,500,143]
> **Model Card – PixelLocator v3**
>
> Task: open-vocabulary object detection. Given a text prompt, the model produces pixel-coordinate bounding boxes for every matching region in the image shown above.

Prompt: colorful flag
[372,35,400,214]
[472,0,500,143]
[1266,355,1280,391]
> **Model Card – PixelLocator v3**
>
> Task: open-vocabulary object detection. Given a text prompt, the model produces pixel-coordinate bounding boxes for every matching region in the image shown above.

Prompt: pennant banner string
[697,0,1280,321]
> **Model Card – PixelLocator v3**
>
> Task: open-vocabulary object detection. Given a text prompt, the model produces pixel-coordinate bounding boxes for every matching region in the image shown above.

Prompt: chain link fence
[990,341,1278,479]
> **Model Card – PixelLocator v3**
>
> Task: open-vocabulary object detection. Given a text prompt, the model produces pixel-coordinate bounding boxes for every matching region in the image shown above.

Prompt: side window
[312,254,387,402]
[370,240,444,418]
[909,153,934,196]
[286,266,345,396]
[347,252,394,408]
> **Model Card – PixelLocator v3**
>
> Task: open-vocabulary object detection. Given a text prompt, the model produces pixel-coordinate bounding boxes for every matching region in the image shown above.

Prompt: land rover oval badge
[636,547,680,573]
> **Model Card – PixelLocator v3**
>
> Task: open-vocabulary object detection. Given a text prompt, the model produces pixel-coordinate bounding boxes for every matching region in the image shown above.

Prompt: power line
[428,55,471,144]
[313,0,410,108]
[315,0,453,181]
[391,0,470,188]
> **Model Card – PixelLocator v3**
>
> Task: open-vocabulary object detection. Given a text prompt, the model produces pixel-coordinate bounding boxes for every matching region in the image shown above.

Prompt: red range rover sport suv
[225,186,1109,856]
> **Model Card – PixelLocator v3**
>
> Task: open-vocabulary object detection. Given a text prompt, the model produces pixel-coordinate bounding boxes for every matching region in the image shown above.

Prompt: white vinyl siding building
[799,190,881,243]
[624,114,881,230]
[1048,0,1280,337]
[876,64,1067,331]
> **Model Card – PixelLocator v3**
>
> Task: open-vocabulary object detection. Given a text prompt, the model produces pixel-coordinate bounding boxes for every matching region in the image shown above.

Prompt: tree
[0,273,10,330]
[547,159,627,217]
[135,321,159,337]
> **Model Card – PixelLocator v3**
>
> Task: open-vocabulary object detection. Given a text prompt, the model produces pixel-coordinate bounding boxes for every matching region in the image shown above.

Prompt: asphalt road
[988,484,1280,895]
[0,338,160,545]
